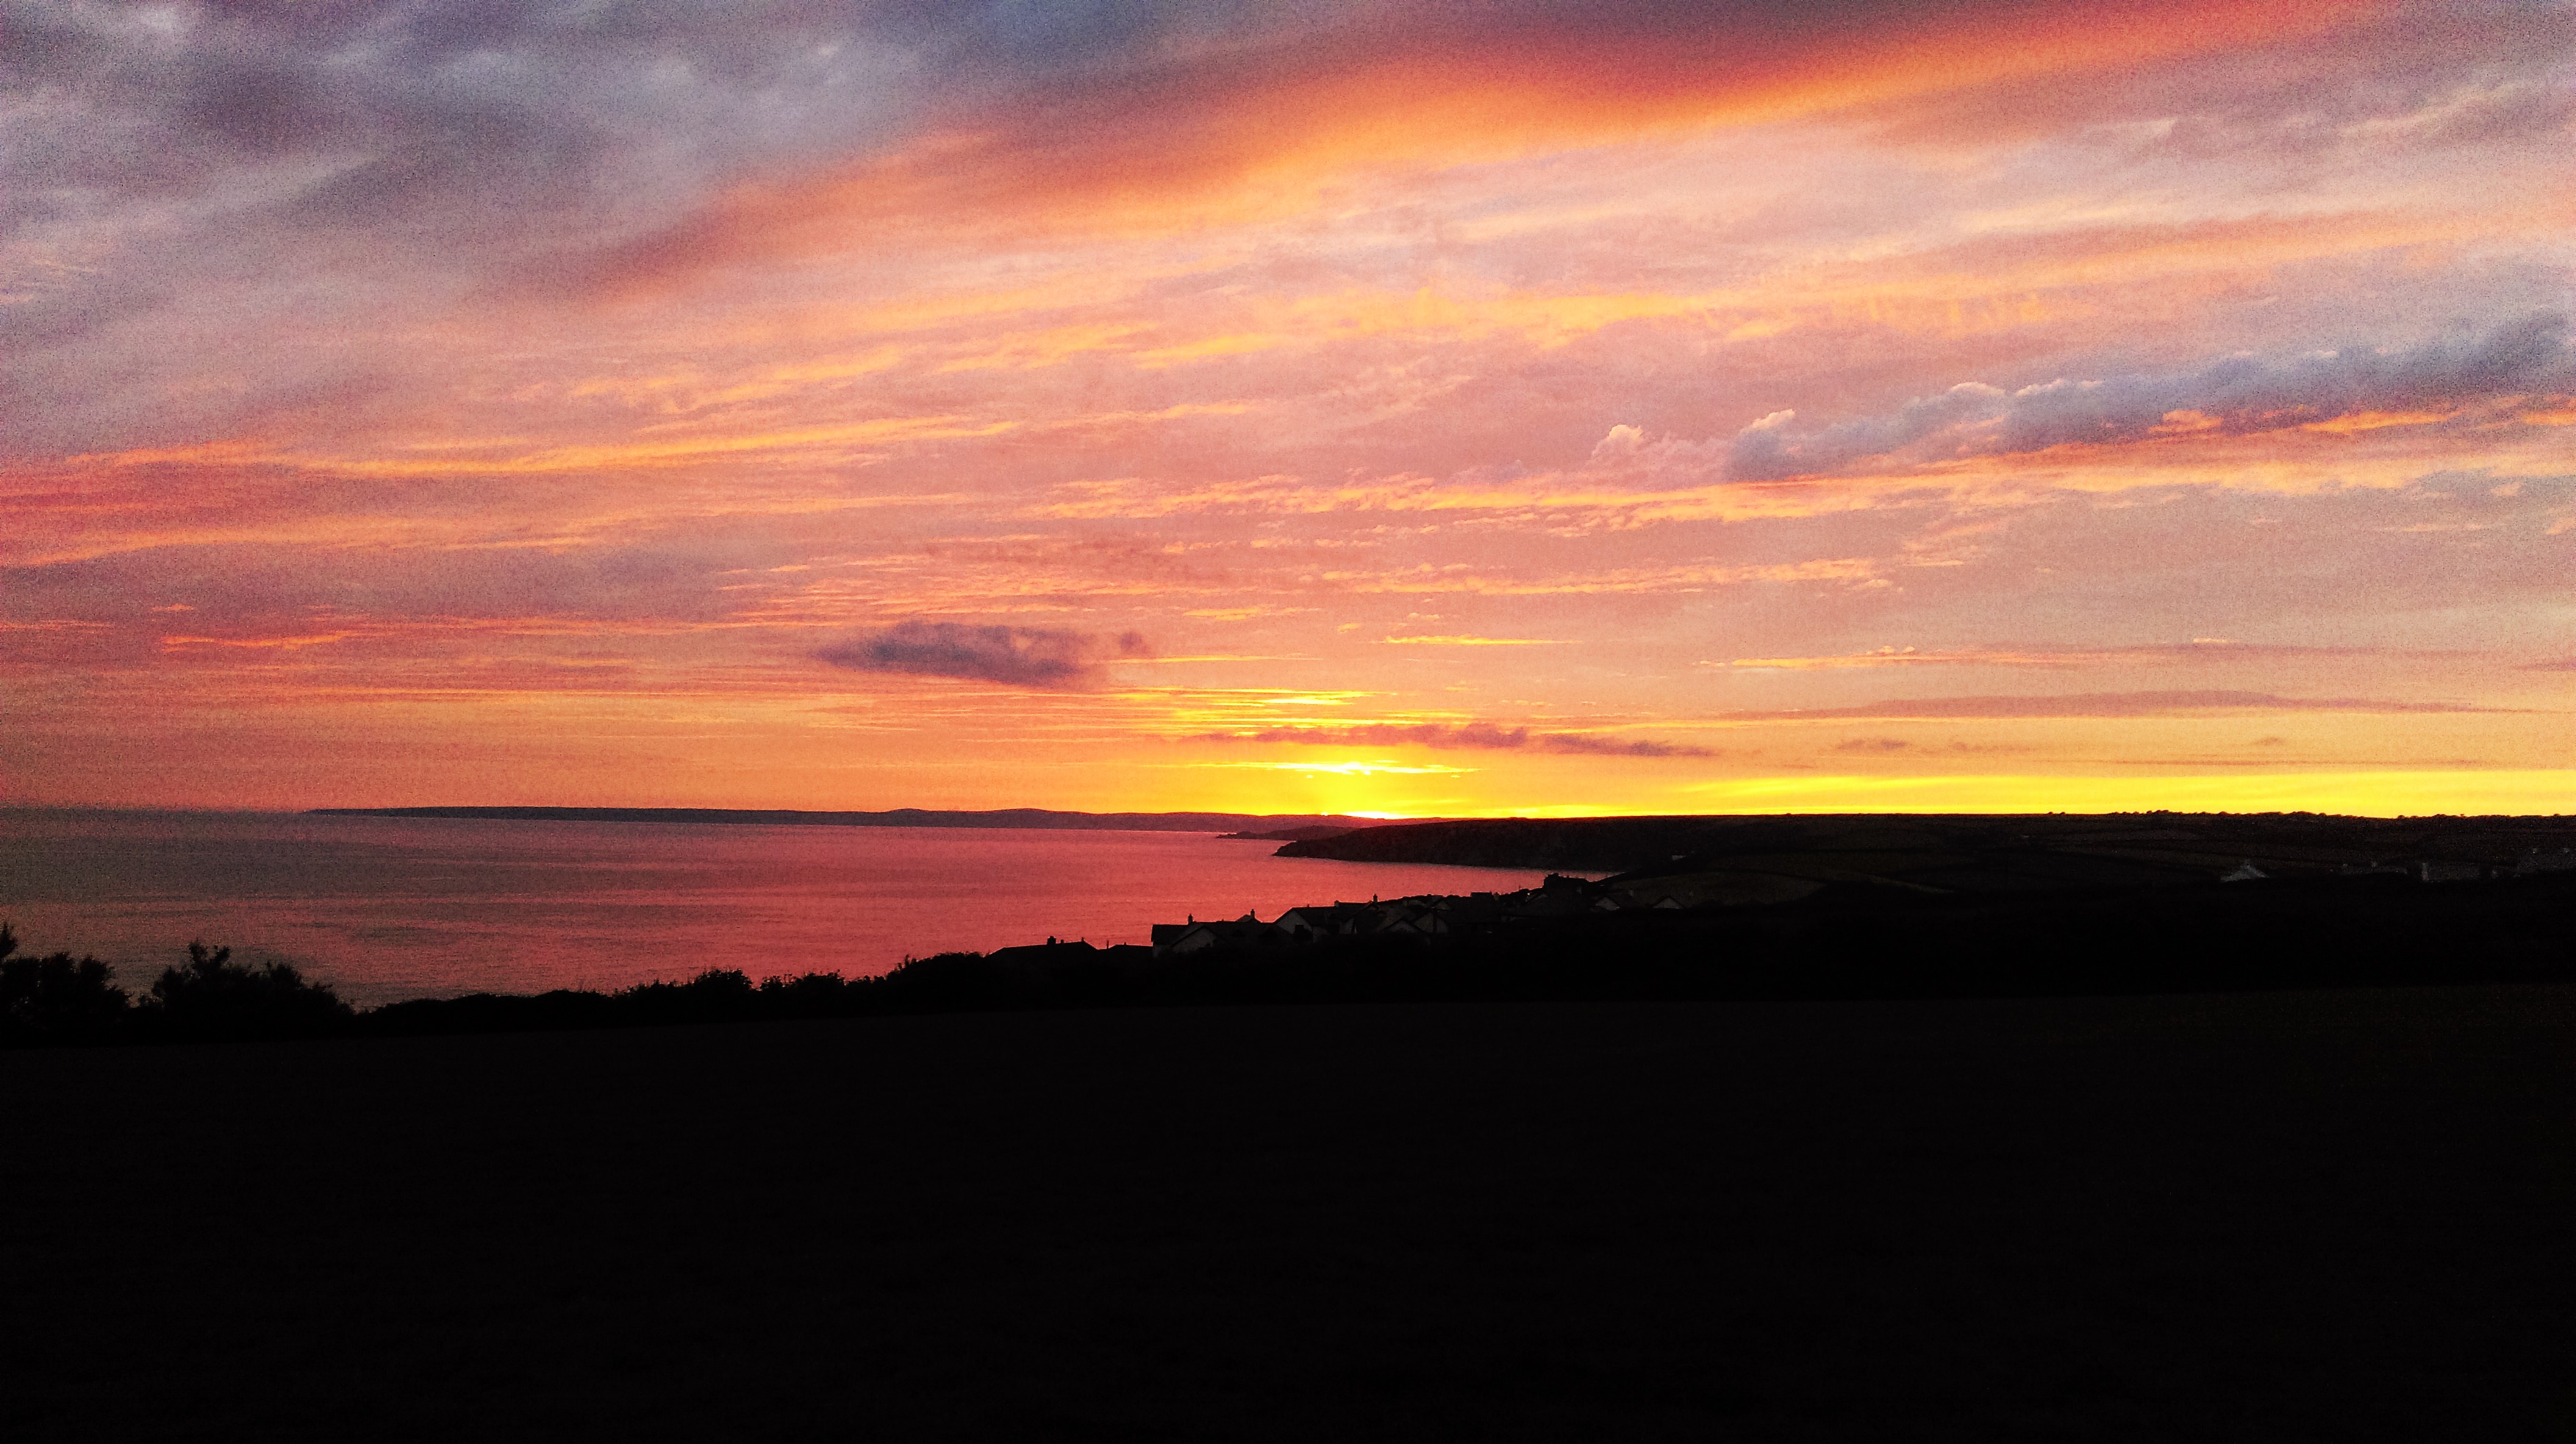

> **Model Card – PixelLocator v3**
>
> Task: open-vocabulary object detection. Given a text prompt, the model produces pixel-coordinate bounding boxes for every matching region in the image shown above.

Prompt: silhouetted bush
[363,988,616,1036]
[746,970,866,1020]
[0,923,132,1045]
[360,969,880,1036]
[140,940,354,1041]
[610,967,762,1025]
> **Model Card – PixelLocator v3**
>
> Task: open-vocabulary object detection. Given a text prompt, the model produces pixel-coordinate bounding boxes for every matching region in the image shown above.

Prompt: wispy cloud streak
[1716,692,2520,722]
[818,621,1151,691]
[1197,723,1714,757]
[1727,316,2576,480]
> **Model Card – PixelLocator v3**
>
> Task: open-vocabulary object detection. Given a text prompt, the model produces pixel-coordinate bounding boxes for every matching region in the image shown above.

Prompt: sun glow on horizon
[5,1,2571,814]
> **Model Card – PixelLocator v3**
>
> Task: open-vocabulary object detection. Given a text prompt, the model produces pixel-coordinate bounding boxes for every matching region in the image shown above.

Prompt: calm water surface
[0,810,1553,1005]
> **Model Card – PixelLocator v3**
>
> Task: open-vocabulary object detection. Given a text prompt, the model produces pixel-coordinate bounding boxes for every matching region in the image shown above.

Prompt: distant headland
[309,806,1384,836]
[1269,810,2576,874]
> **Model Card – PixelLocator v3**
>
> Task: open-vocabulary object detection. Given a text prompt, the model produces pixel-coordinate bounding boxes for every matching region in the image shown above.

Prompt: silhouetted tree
[142,940,352,1040]
[757,971,857,1018]
[0,922,133,1045]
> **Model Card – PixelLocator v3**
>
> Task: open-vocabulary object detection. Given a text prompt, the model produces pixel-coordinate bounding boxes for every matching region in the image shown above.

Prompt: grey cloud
[4,3,915,357]
[1726,315,2576,481]
[1537,734,1715,758]
[818,620,1150,689]
[1,0,1329,445]
[0,0,1320,250]
[0,543,760,651]
[1862,6,2576,159]
[2408,79,2576,150]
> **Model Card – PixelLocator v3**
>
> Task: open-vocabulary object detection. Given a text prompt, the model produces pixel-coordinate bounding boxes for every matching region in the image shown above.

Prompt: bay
[0,810,1555,1006]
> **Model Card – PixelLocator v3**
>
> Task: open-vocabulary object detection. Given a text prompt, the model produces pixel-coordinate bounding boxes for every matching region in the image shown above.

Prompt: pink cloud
[1716,692,2519,721]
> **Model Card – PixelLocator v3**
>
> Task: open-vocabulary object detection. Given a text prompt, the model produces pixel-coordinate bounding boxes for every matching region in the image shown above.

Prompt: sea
[0,810,1554,1007]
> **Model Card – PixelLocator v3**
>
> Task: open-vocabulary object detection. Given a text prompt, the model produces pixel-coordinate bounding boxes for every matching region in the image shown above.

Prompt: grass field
[6,988,2571,1440]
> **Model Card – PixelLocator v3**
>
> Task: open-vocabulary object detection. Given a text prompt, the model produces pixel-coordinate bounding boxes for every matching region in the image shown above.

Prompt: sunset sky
[6,0,2572,817]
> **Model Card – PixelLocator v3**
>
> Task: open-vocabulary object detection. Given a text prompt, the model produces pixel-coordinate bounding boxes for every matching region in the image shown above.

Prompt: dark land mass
[10,856,2574,1051]
[363,868,2576,1029]
[1277,809,2576,881]
[5,989,2570,1440]
[311,805,1389,834]
[11,818,2574,1435]
[1217,823,1365,842]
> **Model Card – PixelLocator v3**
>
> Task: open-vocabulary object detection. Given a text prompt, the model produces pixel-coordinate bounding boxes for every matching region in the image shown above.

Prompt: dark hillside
[5,990,2569,1441]
[1278,811,2576,882]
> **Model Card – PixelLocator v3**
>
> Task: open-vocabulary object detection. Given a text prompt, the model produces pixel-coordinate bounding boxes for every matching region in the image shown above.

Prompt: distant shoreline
[307,805,1387,834]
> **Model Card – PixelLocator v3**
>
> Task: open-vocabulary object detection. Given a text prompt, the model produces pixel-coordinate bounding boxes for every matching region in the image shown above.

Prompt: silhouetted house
[1154,913,1275,956]
[1275,903,1373,940]
[986,939,1098,966]
[2516,848,2576,876]
[2338,856,2492,883]
[1508,891,1593,920]
[1353,902,1405,931]
[1273,907,1330,939]
[1377,907,1450,936]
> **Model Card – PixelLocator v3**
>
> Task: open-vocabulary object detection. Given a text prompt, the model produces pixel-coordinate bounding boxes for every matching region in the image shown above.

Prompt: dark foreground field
[7,989,2572,1441]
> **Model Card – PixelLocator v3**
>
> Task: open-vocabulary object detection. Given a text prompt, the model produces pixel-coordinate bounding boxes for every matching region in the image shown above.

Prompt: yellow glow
[159,632,357,651]
[1676,771,2576,817]
[1190,759,1476,776]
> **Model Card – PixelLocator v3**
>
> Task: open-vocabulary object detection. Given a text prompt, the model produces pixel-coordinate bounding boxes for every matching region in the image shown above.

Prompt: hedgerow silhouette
[141,940,354,1040]
[0,921,131,1045]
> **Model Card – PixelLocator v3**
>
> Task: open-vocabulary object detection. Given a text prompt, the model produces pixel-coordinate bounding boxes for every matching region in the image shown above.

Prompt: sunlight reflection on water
[0,811,1555,1006]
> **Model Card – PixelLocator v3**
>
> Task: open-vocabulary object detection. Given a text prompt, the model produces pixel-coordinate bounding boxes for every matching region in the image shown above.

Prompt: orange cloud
[1377,635,1570,646]
[1719,642,2410,670]
[567,0,2367,296]
[159,632,359,651]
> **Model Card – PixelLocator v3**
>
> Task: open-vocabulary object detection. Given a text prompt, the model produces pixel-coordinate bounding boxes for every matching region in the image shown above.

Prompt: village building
[1273,903,1376,939]
[1373,906,1450,936]
[985,939,1098,966]
[1152,913,1276,957]
[2517,848,2576,875]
